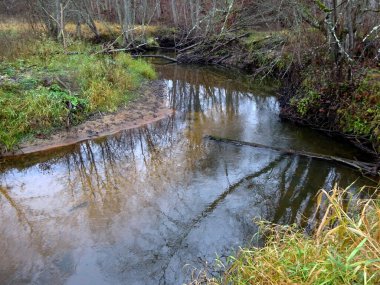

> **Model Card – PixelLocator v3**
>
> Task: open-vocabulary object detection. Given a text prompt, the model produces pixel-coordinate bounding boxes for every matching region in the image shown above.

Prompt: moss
[338,69,380,151]
[243,31,272,47]
[289,69,326,116]
[285,64,380,152]
[291,89,321,116]
[241,30,292,75]
[244,30,286,49]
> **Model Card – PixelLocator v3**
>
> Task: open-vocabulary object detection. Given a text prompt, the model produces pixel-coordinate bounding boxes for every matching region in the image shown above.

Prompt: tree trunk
[76,13,82,39]
[123,0,134,43]
[171,0,178,26]
[156,0,161,19]
[332,0,340,64]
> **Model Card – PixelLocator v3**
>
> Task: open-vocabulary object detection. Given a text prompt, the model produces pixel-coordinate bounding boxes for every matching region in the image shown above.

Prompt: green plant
[292,90,321,116]
[0,87,67,151]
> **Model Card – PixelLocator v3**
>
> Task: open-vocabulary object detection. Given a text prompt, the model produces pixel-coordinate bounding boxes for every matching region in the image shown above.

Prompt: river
[0,63,373,285]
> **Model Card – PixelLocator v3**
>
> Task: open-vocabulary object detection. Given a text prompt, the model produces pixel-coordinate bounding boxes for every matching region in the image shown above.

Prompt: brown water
[0,64,373,285]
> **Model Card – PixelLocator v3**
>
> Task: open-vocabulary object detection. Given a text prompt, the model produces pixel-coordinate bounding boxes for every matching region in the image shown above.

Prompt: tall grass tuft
[197,185,380,285]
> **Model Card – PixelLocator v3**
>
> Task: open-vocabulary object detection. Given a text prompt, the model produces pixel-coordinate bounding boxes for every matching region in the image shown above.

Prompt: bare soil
[1,80,173,157]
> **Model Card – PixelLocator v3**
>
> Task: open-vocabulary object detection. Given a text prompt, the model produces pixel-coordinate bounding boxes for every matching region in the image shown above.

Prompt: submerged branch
[206,135,379,177]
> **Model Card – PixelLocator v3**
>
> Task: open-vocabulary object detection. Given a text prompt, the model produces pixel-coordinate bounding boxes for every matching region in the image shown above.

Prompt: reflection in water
[0,65,373,285]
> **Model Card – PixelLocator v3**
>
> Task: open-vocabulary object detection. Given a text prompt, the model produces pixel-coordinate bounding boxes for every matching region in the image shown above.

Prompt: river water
[0,64,373,285]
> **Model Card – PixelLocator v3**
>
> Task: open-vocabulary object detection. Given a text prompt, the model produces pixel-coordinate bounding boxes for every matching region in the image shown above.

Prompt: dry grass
[195,185,380,285]
[0,19,161,44]
[65,21,160,41]
[0,20,38,60]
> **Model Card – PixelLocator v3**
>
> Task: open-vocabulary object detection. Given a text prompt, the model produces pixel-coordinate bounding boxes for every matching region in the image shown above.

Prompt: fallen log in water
[131,54,178,63]
[205,135,379,177]
[63,49,178,63]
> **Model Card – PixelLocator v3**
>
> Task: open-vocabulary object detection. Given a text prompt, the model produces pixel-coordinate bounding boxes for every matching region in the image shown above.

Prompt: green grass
[192,186,380,285]
[0,38,156,152]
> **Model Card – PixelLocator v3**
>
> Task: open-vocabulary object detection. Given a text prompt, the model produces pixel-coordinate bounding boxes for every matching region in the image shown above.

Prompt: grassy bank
[282,64,380,155]
[0,34,156,153]
[192,186,379,285]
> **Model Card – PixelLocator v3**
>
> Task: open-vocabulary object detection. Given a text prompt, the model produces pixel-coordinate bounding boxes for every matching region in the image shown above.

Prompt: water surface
[0,64,372,285]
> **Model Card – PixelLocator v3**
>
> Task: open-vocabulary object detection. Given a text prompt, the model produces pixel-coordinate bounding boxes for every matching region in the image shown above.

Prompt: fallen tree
[131,54,178,63]
[205,135,379,177]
